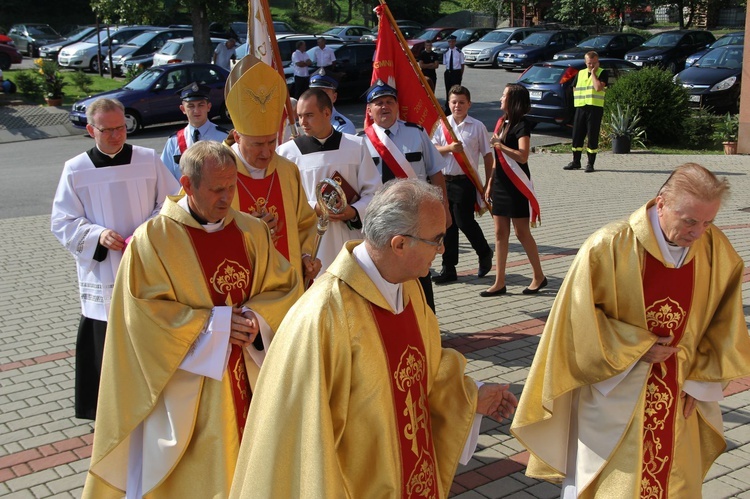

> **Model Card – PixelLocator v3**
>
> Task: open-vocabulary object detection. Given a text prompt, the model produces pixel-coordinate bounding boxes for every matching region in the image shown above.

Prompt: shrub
[603,67,689,145]
[680,107,721,149]
[711,113,739,143]
[14,70,43,99]
[124,65,145,83]
[69,70,94,96]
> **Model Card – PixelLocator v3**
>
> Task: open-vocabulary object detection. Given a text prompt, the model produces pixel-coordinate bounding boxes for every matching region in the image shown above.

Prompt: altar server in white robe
[276,88,381,275]
[51,97,179,420]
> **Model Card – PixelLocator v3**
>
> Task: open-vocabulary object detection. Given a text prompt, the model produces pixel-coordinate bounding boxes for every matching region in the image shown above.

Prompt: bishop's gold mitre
[224,55,287,136]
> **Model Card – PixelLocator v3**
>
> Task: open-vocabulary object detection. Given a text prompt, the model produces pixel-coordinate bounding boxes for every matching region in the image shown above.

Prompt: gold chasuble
[230,241,478,499]
[511,200,750,498]
[83,196,298,499]
[228,145,317,291]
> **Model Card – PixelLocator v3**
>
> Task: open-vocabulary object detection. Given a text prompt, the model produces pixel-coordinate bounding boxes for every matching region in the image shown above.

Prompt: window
[191,67,223,85]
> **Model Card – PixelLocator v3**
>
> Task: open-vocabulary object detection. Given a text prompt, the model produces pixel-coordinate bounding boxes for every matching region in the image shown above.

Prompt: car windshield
[578,35,613,49]
[28,26,60,37]
[521,32,553,46]
[83,29,112,44]
[518,65,568,84]
[416,30,440,41]
[480,31,512,43]
[323,27,344,36]
[695,46,743,69]
[160,41,181,55]
[124,68,164,90]
[65,27,93,42]
[712,34,744,48]
[274,22,293,33]
[451,29,472,41]
[642,32,682,47]
[125,32,157,46]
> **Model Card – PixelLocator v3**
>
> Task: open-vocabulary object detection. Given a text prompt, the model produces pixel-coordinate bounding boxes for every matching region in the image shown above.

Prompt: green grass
[3,68,123,106]
[538,143,724,155]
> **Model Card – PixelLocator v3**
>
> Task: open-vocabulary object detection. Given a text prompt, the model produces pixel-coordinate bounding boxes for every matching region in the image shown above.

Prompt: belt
[444,174,466,181]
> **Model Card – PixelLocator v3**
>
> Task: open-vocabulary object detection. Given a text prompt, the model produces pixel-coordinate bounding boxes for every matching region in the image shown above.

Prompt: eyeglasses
[91,124,127,135]
[399,234,444,249]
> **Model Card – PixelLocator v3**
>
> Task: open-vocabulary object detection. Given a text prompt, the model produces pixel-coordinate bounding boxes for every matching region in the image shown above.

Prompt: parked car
[0,34,15,46]
[624,29,715,74]
[431,27,494,56]
[38,26,98,60]
[226,21,295,43]
[8,24,64,57]
[153,37,228,66]
[516,58,639,126]
[685,31,744,68]
[359,25,422,43]
[104,28,192,75]
[236,34,344,67]
[407,27,458,56]
[462,27,543,67]
[395,20,423,30]
[59,26,155,72]
[553,33,646,60]
[284,42,375,101]
[322,26,374,42]
[0,42,23,70]
[674,44,742,114]
[69,63,230,134]
[496,29,588,70]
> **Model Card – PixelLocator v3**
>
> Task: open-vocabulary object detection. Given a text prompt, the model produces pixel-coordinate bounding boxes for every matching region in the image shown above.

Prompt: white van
[152,37,227,66]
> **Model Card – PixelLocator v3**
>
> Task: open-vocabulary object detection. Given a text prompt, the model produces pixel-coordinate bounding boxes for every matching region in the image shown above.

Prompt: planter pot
[723,141,737,155]
[45,97,63,106]
[612,136,631,154]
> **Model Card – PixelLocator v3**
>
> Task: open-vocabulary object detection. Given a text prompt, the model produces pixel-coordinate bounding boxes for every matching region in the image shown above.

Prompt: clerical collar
[314,128,335,145]
[647,205,687,268]
[96,144,124,158]
[178,196,225,232]
[352,243,404,314]
[231,143,267,179]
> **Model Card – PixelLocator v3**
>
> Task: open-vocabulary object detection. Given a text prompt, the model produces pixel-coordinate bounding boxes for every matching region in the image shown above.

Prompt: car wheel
[491,57,499,69]
[89,56,100,73]
[124,110,142,134]
[0,53,10,71]
[28,43,36,58]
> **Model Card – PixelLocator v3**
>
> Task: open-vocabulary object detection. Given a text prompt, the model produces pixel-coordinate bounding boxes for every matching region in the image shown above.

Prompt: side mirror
[510,39,518,44]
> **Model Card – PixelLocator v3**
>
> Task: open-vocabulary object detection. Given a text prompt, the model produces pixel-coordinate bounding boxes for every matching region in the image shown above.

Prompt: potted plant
[711,113,739,155]
[608,103,647,154]
[34,58,66,106]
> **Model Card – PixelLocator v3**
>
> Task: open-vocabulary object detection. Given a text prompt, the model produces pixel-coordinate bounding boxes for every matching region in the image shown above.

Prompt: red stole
[235,171,290,260]
[640,251,694,498]
[364,126,410,179]
[176,128,188,153]
[184,221,254,441]
[371,302,438,498]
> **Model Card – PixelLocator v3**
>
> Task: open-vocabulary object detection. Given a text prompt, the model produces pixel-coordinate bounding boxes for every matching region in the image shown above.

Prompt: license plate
[59,57,69,64]
[632,61,643,66]
[465,56,476,61]
[529,90,542,100]
[503,57,514,63]
[689,95,701,103]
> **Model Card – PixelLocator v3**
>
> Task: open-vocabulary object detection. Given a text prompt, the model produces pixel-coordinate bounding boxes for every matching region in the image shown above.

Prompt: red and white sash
[176,128,190,154]
[364,126,417,179]
[493,119,541,226]
[440,120,487,213]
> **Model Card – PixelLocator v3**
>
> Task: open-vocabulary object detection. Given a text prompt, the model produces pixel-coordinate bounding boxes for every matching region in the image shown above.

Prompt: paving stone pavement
[1,151,749,498]
[0,105,79,144]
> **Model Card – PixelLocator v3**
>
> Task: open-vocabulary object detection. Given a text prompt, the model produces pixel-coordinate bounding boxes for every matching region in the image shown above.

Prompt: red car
[0,37,23,70]
[407,27,458,56]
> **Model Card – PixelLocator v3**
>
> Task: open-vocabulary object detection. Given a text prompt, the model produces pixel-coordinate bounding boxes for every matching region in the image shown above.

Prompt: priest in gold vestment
[223,56,320,287]
[511,163,750,498]
[230,179,517,498]
[82,142,299,498]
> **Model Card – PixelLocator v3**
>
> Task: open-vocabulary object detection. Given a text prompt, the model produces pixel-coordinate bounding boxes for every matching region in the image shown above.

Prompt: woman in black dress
[481,83,546,297]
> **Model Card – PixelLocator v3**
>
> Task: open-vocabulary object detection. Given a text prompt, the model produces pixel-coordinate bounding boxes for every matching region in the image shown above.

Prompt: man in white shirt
[431,85,493,283]
[213,38,237,70]
[315,37,336,70]
[291,40,312,98]
[161,83,229,180]
[51,97,179,420]
[442,35,465,114]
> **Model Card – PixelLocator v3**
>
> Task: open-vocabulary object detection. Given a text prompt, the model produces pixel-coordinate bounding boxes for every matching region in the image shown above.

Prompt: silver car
[461,27,543,68]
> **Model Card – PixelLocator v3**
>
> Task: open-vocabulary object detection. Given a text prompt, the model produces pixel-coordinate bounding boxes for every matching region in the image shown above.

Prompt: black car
[317,42,376,101]
[104,28,192,75]
[517,58,640,126]
[431,27,494,56]
[38,26,98,60]
[69,63,230,134]
[553,33,646,60]
[674,44,742,114]
[624,29,715,74]
[685,31,744,68]
[496,29,588,70]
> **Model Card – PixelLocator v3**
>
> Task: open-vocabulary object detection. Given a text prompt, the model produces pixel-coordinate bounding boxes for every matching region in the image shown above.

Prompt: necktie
[449,50,453,71]
[385,129,391,137]
[192,129,200,144]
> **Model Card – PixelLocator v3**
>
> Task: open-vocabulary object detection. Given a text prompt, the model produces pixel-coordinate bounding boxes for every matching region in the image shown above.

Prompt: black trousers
[293,76,310,99]
[418,274,435,313]
[442,176,491,268]
[75,316,107,420]
[571,105,603,152]
[444,69,463,112]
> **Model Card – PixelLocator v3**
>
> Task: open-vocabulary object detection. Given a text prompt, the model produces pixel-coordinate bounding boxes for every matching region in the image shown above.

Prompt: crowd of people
[49,50,750,498]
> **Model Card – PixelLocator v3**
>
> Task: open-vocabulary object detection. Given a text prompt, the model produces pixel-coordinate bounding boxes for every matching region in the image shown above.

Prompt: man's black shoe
[478,252,493,277]
[432,267,457,284]
[585,164,595,173]
[563,162,581,170]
